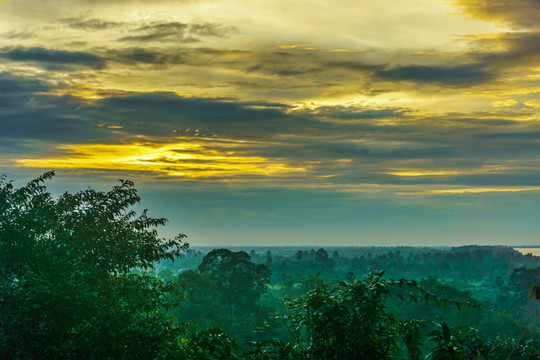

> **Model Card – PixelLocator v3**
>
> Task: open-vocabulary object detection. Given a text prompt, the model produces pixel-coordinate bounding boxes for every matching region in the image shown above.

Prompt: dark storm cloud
[100,92,284,125]
[455,0,540,29]
[0,73,48,94]
[0,73,305,143]
[375,64,493,86]
[0,73,119,145]
[0,47,106,70]
[475,131,540,140]
[92,92,313,137]
[0,73,415,154]
[0,73,49,108]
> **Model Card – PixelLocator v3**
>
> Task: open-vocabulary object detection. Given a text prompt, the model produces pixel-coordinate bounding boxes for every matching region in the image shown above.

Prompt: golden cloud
[397,186,540,196]
[380,165,514,177]
[491,99,518,108]
[524,98,540,108]
[16,140,306,178]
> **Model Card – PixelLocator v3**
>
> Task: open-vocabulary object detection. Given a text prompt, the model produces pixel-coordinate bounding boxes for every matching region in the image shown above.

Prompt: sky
[1,0,540,246]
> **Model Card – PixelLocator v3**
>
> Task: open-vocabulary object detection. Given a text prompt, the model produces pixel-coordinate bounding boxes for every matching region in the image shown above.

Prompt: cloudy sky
[1,0,540,246]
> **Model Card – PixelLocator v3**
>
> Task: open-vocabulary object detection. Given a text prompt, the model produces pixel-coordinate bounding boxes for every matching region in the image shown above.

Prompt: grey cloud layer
[1,1,538,97]
[0,74,107,142]
[56,14,237,43]
[0,44,519,91]
[2,73,540,188]
[119,21,235,42]
[1,26,534,98]
[374,64,493,86]
[100,46,499,91]
[59,16,125,30]
[0,47,105,70]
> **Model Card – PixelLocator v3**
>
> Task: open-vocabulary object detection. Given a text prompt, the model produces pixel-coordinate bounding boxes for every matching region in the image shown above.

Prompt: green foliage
[399,320,425,360]
[284,271,423,359]
[508,267,540,294]
[180,328,239,360]
[427,323,460,360]
[170,270,228,331]
[199,248,271,312]
[241,339,301,360]
[0,172,188,359]
[487,336,540,360]
[1,173,539,359]
[172,249,273,346]
[427,323,540,360]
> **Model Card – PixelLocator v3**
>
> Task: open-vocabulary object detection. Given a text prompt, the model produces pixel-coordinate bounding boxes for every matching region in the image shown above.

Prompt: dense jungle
[1,173,539,359]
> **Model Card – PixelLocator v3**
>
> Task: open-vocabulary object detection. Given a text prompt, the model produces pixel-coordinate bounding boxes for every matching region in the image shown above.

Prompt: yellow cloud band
[381,165,515,177]
[16,140,305,178]
[397,187,540,196]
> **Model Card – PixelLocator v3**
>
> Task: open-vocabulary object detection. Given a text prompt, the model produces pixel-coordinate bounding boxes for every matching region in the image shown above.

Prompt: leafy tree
[179,328,239,360]
[284,271,425,360]
[427,323,539,360]
[395,278,483,331]
[508,267,540,294]
[241,339,300,360]
[198,249,271,315]
[266,250,273,265]
[0,172,188,359]
[314,248,328,262]
[314,248,334,271]
[182,249,273,346]
[170,270,228,331]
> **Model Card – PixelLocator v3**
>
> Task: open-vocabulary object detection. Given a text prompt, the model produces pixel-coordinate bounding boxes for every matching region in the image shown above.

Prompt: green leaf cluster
[0,172,187,359]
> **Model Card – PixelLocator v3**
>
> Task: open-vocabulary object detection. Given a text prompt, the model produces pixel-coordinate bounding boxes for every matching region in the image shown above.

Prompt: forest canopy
[1,173,538,359]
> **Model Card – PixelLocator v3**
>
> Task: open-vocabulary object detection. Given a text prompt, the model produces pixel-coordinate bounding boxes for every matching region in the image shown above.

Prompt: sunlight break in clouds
[397,186,540,196]
[15,140,306,178]
[382,165,519,177]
